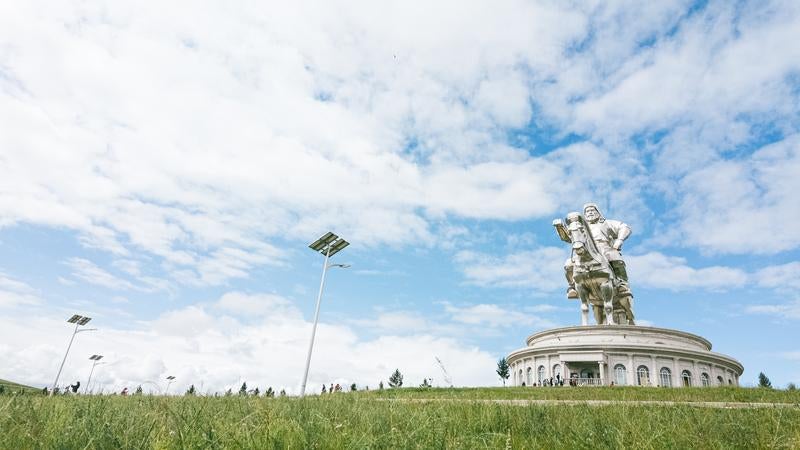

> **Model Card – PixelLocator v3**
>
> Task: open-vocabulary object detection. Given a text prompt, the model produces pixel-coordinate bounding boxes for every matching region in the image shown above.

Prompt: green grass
[0,378,39,394]
[1,388,799,449]
[367,386,800,403]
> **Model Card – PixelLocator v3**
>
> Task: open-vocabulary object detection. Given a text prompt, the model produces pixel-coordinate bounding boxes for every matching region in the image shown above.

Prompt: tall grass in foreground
[367,385,800,403]
[1,390,799,449]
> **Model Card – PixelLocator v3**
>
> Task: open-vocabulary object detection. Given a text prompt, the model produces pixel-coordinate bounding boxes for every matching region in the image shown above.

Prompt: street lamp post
[84,355,104,394]
[51,314,95,395]
[300,232,350,397]
[166,375,176,395]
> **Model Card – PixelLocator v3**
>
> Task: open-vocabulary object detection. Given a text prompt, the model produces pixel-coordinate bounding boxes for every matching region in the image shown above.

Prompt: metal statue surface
[553,203,634,326]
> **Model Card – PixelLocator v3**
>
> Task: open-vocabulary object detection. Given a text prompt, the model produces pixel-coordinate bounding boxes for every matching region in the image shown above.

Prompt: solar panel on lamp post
[300,232,350,397]
[84,355,104,394]
[166,375,176,395]
[51,314,96,395]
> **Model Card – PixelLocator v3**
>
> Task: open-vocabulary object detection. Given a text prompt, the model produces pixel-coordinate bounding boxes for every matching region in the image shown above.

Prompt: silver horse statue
[554,212,634,326]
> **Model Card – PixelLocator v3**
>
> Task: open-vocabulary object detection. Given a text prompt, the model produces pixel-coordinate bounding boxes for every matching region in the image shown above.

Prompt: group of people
[43,383,133,396]
[42,381,82,395]
[521,375,565,387]
[321,383,342,394]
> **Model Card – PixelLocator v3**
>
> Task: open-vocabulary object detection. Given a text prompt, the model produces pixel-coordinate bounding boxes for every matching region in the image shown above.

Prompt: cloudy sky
[1,0,799,394]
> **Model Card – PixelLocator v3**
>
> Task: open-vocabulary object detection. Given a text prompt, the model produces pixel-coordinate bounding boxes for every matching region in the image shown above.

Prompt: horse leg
[602,281,615,325]
[592,304,604,324]
[577,284,590,326]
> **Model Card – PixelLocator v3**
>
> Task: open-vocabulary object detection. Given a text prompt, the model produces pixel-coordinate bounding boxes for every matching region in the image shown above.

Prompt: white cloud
[442,302,556,329]
[755,262,800,290]
[215,291,301,319]
[0,273,42,308]
[0,292,500,393]
[455,247,567,292]
[745,300,800,320]
[457,247,754,293]
[0,0,686,286]
[561,1,800,142]
[350,311,432,335]
[66,258,137,290]
[627,252,748,291]
[671,136,800,255]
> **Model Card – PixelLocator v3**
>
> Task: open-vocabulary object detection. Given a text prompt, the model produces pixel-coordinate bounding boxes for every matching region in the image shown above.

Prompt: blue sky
[1,0,799,394]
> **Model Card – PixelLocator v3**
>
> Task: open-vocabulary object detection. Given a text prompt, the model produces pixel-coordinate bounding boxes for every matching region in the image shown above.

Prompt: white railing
[568,377,604,386]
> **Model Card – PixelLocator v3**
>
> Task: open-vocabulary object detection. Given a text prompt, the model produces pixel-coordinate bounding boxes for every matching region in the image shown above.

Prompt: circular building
[507,325,743,388]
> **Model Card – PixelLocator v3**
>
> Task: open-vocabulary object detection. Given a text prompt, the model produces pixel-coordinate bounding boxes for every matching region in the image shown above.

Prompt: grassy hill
[0,378,39,393]
[0,387,798,448]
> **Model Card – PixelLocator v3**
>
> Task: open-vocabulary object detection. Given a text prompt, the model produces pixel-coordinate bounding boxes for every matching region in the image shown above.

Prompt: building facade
[507,325,743,387]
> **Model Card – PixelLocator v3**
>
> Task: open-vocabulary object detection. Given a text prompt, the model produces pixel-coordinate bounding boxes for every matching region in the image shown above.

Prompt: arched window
[716,375,724,386]
[552,364,562,380]
[681,370,692,387]
[537,366,546,384]
[700,373,710,387]
[614,364,627,386]
[660,368,672,387]
[636,366,650,386]
[526,367,533,386]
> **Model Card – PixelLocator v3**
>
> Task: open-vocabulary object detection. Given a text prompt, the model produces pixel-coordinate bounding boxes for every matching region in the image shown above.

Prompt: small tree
[388,369,403,388]
[266,387,275,398]
[350,383,357,392]
[279,389,286,397]
[253,387,260,396]
[758,372,772,389]
[420,378,432,388]
[378,381,384,390]
[0,385,5,395]
[787,383,797,391]
[224,388,233,396]
[239,382,248,396]
[134,385,143,395]
[186,384,196,396]
[496,357,510,387]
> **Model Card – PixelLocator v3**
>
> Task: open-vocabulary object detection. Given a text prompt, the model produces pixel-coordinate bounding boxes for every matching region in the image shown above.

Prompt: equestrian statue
[553,203,635,326]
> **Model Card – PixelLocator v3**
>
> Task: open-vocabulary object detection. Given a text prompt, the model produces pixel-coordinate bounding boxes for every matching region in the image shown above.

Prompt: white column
[546,355,552,380]
[692,360,699,386]
[598,361,606,386]
[627,354,635,386]
[512,362,516,386]
[672,358,679,388]
[650,356,657,386]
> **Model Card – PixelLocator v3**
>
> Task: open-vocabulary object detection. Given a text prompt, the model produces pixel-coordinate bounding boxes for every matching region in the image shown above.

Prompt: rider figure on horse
[564,203,632,299]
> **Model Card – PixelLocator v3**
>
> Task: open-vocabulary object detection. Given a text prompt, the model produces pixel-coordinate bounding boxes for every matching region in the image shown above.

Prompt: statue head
[583,203,604,224]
